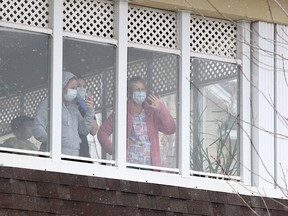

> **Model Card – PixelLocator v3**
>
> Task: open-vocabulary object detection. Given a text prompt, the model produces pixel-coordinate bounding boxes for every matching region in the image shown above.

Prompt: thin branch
[273,0,288,16]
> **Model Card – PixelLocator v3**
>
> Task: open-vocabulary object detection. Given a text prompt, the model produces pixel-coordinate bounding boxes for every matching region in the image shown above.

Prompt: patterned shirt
[127,111,151,165]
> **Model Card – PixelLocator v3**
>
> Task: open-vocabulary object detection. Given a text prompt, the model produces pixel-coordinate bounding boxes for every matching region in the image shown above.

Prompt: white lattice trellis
[127,54,177,96]
[0,96,21,135]
[128,6,177,48]
[0,0,49,28]
[190,16,237,58]
[63,0,114,38]
[128,61,148,81]
[191,58,238,86]
[85,73,104,110]
[150,55,177,94]
[24,88,48,117]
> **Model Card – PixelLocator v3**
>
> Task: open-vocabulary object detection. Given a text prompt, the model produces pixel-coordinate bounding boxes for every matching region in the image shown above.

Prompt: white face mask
[77,87,86,99]
[64,88,77,102]
[132,91,146,104]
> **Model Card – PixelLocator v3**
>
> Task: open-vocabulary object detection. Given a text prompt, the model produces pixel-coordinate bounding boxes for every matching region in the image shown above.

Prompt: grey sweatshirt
[33,72,95,156]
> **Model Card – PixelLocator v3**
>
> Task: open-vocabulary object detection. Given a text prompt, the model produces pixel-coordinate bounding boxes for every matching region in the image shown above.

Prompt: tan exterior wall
[130,0,288,25]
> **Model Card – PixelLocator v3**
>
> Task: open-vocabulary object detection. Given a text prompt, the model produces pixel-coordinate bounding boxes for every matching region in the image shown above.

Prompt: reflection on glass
[190,58,239,176]
[63,38,115,160]
[125,48,178,168]
[0,28,49,153]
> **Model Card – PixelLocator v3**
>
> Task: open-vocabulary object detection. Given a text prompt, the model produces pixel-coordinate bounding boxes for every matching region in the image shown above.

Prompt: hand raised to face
[85,96,94,111]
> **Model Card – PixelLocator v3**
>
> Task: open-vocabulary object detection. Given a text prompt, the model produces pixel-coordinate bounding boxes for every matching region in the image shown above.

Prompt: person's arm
[78,96,95,135]
[147,94,176,135]
[89,117,99,136]
[33,99,49,143]
[97,114,113,155]
[157,102,176,135]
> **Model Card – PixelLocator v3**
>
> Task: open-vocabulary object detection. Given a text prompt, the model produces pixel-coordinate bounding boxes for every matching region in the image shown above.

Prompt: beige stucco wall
[130,0,288,25]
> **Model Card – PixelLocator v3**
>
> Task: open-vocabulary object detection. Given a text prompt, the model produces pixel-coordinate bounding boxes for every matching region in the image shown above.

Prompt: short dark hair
[11,116,34,131]
[127,76,146,93]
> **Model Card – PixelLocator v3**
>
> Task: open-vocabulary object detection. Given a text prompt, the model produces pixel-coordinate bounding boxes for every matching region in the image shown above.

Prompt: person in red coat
[97,76,176,167]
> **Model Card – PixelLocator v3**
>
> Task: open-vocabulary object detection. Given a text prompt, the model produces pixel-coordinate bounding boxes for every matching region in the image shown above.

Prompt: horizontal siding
[0,167,287,215]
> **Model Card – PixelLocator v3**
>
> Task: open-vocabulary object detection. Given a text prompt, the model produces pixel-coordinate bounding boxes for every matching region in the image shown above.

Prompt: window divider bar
[177,11,191,177]
[237,21,252,185]
[114,0,128,170]
[49,0,64,161]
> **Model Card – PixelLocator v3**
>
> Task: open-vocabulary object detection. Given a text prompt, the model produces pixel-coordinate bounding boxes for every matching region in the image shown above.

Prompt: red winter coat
[97,99,176,166]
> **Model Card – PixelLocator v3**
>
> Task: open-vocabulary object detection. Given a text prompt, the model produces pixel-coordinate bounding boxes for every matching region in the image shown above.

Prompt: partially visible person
[77,77,98,157]
[33,71,95,156]
[97,76,176,167]
[3,115,38,151]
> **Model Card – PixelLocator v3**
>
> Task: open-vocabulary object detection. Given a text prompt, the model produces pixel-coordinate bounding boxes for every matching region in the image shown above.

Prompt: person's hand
[148,94,162,109]
[86,96,94,111]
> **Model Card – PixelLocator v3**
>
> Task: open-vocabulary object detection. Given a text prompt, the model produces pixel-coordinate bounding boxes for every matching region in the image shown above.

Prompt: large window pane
[63,38,115,160]
[190,58,239,176]
[0,28,50,154]
[126,48,178,169]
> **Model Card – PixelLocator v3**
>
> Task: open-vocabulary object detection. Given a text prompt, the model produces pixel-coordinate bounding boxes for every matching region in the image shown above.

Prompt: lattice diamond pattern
[0,0,49,28]
[190,16,237,58]
[0,96,21,135]
[150,55,177,94]
[128,55,177,95]
[63,0,114,38]
[128,6,177,48]
[85,73,103,110]
[101,69,114,109]
[24,88,48,117]
[191,58,238,85]
[128,61,148,81]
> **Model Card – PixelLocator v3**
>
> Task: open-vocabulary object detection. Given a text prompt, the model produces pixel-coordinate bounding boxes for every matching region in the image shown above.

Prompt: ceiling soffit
[129,0,288,25]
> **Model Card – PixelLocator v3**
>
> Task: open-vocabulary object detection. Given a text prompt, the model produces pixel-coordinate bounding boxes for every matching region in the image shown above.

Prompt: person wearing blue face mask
[97,76,176,167]
[3,115,38,151]
[33,72,95,156]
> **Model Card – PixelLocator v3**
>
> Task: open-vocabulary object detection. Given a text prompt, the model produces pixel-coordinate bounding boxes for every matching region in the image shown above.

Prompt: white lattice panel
[150,55,177,94]
[0,96,21,135]
[190,16,237,58]
[85,73,103,110]
[191,58,238,85]
[127,55,177,95]
[0,0,49,28]
[128,61,148,81]
[128,6,177,48]
[24,88,48,117]
[63,0,114,38]
[101,69,114,108]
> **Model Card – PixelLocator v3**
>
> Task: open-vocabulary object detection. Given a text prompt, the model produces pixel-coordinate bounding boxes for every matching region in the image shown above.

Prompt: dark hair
[76,75,85,81]
[11,116,34,131]
[127,76,146,93]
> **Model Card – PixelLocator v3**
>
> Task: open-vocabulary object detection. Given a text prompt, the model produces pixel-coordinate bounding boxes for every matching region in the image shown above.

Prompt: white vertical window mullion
[275,24,288,190]
[177,11,190,177]
[237,21,252,185]
[114,0,128,169]
[49,0,63,161]
[251,22,275,188]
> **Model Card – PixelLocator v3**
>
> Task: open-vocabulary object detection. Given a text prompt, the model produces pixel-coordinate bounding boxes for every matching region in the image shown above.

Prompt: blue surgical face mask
[64,88,77,102]
[132,91,146,104]
[77,86,86,100]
